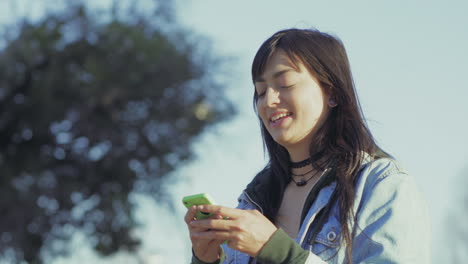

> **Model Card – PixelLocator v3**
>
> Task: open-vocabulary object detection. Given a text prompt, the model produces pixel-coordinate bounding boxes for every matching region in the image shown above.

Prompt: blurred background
[0,0,467,263]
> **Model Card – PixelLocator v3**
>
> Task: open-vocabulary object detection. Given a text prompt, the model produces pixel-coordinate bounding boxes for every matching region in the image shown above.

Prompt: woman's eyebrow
[255,69,295,82]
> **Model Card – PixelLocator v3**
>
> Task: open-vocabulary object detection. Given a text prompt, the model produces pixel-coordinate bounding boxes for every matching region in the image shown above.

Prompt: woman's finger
[190,218,234,231]
[195,205,242,219]
[211,214,224,220]
[189,226,211,233]
[192,229,232,241]
[184,205,198,224]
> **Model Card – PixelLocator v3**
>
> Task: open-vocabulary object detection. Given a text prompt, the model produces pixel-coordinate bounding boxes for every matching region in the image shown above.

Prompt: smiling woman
[254,49,330,159]
[184,28,431,264]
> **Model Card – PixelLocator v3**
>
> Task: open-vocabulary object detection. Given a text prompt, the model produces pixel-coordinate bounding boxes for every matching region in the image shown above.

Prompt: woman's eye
[255,87,266,97]
[281,84,295,89]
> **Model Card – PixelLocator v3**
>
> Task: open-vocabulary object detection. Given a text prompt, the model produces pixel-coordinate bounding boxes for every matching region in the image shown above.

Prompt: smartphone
[182,193,216,220]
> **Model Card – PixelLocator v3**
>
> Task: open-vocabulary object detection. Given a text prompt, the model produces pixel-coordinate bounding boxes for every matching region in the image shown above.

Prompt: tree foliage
[0,2,234,263]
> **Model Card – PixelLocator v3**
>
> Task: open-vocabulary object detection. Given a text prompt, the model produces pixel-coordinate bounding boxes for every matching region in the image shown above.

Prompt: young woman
[185,28,431,264]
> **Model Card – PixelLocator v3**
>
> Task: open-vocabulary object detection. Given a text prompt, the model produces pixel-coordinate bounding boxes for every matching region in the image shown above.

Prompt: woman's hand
[189,205,278,257]
[185,205,225,262]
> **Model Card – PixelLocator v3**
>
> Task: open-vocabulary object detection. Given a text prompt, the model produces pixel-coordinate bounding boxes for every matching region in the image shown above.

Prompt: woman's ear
[328,98,338,107]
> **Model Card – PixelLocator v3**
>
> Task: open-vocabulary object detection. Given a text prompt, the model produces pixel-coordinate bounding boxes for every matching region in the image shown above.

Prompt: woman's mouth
[269,112,292,127]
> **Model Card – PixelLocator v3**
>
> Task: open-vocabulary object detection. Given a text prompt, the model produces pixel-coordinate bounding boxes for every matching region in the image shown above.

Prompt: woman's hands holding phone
[185,205,278,261]
[185,205,225,262]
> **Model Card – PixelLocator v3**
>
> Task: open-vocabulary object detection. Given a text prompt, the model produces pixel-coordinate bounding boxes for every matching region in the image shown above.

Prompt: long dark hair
[251,28,386,263]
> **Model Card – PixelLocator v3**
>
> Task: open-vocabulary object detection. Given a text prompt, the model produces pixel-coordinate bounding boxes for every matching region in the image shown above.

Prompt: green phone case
[182,193,215,220]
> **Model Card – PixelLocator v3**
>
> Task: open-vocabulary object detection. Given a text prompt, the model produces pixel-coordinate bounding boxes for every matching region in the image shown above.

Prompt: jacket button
[327,231,337,242]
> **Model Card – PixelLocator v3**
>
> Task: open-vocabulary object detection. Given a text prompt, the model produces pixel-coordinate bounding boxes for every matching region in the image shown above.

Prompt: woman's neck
[287,145,310,163]
[288,146,314,176]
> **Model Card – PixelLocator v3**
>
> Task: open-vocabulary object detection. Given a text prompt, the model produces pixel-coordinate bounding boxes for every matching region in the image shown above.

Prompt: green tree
[0,2,234,263]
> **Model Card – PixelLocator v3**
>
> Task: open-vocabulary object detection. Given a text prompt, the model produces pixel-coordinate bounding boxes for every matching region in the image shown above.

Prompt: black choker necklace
[290,158,311,169]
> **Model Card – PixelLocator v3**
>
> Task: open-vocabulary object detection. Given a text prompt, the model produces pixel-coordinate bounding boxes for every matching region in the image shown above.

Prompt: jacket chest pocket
[308,216,341,262]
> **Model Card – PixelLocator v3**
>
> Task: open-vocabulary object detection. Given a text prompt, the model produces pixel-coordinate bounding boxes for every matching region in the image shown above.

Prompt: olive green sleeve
[256,228,310,264]
[191,247,225,264]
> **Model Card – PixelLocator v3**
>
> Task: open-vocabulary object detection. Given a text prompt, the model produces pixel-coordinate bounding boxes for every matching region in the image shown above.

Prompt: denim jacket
[221,157,431,264]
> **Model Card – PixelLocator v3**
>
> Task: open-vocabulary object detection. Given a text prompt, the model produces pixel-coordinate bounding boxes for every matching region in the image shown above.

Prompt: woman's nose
[265,87,280,106]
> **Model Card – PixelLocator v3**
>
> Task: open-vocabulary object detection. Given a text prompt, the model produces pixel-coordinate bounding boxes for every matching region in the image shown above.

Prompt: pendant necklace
[291,168,330,187]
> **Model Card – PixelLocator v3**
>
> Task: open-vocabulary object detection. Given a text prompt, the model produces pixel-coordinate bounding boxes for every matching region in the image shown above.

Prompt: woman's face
[255,49,330,150]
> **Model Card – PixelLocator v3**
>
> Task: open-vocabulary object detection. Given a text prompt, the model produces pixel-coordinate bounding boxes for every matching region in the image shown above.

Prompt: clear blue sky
[1,0,467,263]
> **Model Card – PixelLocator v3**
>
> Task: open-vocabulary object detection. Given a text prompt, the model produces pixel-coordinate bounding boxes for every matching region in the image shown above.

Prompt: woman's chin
[272,135,291,147]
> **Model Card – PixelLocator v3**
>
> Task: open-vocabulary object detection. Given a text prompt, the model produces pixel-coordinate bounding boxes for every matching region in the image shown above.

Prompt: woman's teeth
[271,113,291,122]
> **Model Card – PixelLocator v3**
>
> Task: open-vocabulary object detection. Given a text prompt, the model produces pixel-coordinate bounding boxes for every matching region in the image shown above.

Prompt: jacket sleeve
[351,170,431,263]
[257,228,327,264]
[190,229,325,264]
[191,248,225,264]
